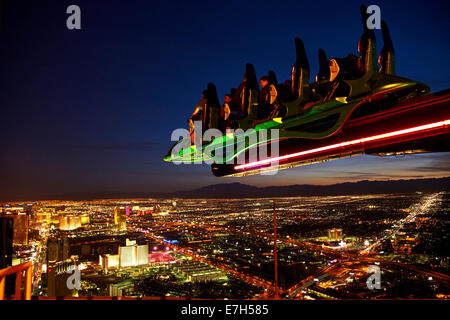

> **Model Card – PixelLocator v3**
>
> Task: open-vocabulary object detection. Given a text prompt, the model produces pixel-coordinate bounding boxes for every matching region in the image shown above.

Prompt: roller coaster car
[164,6,449,176]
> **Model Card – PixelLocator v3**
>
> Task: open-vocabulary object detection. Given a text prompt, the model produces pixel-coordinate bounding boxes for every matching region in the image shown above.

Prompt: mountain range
[5,177,449,201]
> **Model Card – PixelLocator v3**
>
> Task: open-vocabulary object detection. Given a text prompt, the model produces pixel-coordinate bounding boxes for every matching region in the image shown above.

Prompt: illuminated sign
[163,239,178,244]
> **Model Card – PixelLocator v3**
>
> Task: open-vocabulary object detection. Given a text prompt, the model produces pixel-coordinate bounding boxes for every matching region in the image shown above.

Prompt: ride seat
[311,49,334,101]
[378,20,396,75]
[340,5,378,98]
[268,70,278,86]
[356,5,377,78]
[242,63,260,119]
[315,49,330,83]
[286,38,310,117]
[236,63,260,129]
[202,83,221,131]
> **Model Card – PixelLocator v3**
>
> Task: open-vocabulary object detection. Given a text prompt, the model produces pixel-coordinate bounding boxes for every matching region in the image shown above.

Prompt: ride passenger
[232,73,247,114]
[319,55,356,102]
[258,75,277,119]
[189,90,208,144]
[219,94,232,132]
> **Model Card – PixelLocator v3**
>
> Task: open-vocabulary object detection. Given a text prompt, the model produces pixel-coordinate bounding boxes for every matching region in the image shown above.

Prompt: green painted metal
[164,78,423,164]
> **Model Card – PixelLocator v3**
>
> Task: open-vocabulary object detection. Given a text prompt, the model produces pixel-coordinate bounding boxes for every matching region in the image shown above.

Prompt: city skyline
[0,176,449,202]
[2,191,449,300]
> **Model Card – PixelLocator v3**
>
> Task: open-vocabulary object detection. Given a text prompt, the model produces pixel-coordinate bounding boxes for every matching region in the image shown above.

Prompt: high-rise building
[23,203,33,215]
[100,242,148,270]
[59,216,68,230]
[114,207,127,231]
[12,214,29,246]
[59,215,81,230]
[119,245,136,268]
[109,280,134,297]
[0,217,14,269]
[0,217,15,295]
[99,254,119,273]
[119,243,148,268]
[336,228,343,240]
[47,237,70,263]
[80,215,90,225]
[47,256,80,297]
[24,204,33,221]
[68,216,81,230]
[136,244,149,266]
[327,228,343,241]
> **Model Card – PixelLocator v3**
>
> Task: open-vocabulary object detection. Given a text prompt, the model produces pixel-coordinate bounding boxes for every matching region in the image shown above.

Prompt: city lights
[1,192,448,300]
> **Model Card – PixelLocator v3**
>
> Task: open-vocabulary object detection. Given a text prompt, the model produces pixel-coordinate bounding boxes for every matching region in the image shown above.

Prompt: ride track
[212,89,450,177]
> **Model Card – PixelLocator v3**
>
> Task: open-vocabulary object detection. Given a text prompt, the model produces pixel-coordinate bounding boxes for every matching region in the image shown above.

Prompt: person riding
[189,90,208,144]
[321,53,359,102]
[232,73,247,115]
[219,94,232,131]
[258,75,277,119]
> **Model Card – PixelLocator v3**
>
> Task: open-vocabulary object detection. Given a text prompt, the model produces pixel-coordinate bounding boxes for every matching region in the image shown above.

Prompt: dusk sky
[1,0,449,199]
